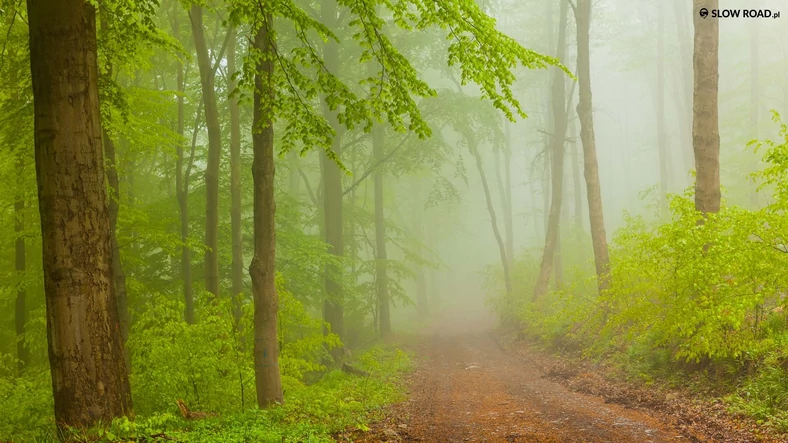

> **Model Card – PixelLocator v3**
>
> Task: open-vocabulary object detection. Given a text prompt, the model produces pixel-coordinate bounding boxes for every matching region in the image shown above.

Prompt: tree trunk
[26,0,132,427]
[174,14,194,324]
[228,26,244,325]
[373,124,392,338]
[533,0,569,300]
[575,0,611,293]
[15,154,28,373]
[103,132,129,364]
[189,4,221,297]
[468,133,512,293]
[249,14,284,408]
[692,0,721,215]
[321,0,345,360]
[657,6,669,213]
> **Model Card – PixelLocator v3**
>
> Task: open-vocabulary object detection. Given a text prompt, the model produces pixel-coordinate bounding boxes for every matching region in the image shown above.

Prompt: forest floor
[337,309,788,443]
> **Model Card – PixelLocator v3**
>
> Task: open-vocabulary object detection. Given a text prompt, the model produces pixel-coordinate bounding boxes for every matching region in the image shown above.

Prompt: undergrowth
[485,111,788,433]
[0,272,412,442]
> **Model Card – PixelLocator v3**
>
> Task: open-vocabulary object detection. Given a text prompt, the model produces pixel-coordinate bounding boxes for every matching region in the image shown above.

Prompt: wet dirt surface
[341,310,694,443]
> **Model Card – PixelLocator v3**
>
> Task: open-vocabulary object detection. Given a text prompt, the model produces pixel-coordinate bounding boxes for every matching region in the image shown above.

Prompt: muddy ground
[338,308,787,443]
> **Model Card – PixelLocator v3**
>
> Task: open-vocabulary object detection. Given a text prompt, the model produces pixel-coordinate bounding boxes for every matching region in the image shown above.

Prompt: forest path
[342,310,688,442]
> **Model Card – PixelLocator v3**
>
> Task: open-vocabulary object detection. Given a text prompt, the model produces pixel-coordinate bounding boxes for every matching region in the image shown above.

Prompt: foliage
[488,113,788,431]
[42,346,410,443]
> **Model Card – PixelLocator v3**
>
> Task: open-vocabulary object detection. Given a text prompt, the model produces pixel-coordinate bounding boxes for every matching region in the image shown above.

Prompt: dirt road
[344,307,691,443]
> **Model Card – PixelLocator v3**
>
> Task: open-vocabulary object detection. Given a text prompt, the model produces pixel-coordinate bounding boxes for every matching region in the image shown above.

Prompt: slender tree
[575,0,611,293]
[692,0,720,215]
[26,0,132,426]
[189,4,222,297]
[320,0,345,359]
[534,0,569,300]
[173,12,194,324]
[467,131,512,293]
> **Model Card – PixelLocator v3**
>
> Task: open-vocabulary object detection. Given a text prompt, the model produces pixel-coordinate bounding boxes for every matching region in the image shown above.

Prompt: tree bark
[250,14,284,408]
[692,0,721,215]
[174,13,194,324]
[189,4,221,297]
[103,132,129,364]
[26,0,132,427]
[228,26,244,325]
[320,0,345,360]
[468,133,512,293]
[373,124,392,338]
[15,154,28,373]
[534,0,569,300]
[575,0,611,293]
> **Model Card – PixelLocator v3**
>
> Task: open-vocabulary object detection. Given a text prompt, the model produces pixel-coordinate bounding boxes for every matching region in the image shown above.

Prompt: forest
[3,0,788,441]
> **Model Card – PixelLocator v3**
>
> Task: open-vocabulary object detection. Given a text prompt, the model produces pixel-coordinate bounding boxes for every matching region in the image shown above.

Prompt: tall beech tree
[249,11,284,408]
[692,0,720,215]
[575,0,611,293]
[26,0,132,427]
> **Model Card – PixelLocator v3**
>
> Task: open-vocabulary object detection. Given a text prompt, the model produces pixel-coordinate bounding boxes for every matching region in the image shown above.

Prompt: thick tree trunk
[468,133,512,293]
[692,0,721,215]
[103,132,129,363]
[373,124,392,338]
[321,0,345,359]
[575,0,611,293]
[15,155,28,373]
[174,14,194,324]
[227,27,244,324]
[189,4,221,297]
[250,15,284,408]
[26,0,132,427]
[533,0,569,300]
